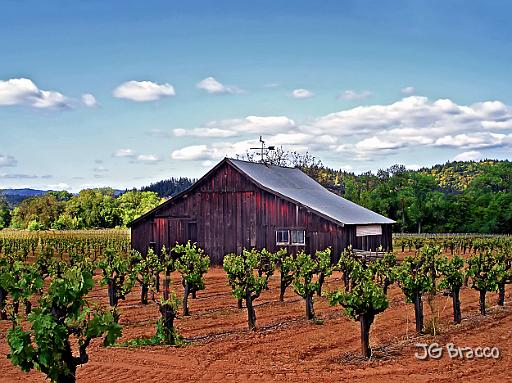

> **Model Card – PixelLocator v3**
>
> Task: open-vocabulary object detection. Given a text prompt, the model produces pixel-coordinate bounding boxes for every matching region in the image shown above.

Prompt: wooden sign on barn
[129,158,395,264]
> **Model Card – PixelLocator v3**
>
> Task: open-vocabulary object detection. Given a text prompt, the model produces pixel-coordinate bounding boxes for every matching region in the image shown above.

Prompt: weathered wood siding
[131,161,393,264]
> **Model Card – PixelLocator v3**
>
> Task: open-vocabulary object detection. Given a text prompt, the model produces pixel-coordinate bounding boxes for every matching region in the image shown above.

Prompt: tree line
[241,149,512,234]
[0,189,164,230]
[1,156,510,233]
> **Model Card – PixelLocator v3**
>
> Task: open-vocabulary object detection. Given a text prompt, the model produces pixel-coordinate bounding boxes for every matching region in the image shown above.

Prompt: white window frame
[290,230,306,246]
[276,229,290,245]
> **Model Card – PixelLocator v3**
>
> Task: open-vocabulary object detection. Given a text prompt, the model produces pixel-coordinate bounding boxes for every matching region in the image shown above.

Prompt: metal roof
[229,158,395,225]
[128,157,395,227]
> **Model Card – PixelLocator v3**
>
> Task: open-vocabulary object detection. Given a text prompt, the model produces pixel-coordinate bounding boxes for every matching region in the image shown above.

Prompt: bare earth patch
[0,268,510,382]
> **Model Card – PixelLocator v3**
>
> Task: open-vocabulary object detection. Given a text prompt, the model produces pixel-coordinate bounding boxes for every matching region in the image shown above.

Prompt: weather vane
[250,136,275,163]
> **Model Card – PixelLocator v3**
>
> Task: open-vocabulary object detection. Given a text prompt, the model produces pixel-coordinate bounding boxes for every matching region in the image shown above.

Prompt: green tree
[0,192,10,229]
[326,261,388,358]
[132,248,161,304]
[10,194,65,229]
[223,249,277,330]
[0,260,43,317]
[6,266,121,383]
[396,246,438,333]
[116,190,163,226]
[437,255,465,323]
[493,250,512,306]
[97,248,135,310]
[466,251,498,315]
[290,249,332,320]
[65,189,121,228]
[174,241,210,316]
[276,249,293,301]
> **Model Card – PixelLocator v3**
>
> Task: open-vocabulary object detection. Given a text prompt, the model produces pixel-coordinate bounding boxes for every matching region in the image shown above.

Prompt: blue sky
[1,0,512,191]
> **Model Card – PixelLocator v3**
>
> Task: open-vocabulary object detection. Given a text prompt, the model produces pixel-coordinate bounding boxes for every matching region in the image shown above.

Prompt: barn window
[356,225,382,237]
[276,230,289,245]
[290,230,305,245]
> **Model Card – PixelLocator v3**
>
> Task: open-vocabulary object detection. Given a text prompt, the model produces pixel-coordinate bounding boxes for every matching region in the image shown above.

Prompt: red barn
[128,158,394,264]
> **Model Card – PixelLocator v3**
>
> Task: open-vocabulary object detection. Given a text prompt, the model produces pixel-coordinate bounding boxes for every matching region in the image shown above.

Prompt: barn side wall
[130,162,392,264]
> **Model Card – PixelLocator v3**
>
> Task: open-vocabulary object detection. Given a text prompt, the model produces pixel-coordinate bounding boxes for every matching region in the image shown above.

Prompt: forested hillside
[0,159,510,233]
[140,177,195,198]
[303,159,512,234]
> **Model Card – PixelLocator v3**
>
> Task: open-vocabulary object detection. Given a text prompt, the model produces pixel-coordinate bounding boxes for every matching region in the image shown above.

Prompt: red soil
[0,267,510,383]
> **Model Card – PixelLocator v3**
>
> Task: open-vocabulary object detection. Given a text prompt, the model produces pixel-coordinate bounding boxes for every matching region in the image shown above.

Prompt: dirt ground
[0,267,511,383]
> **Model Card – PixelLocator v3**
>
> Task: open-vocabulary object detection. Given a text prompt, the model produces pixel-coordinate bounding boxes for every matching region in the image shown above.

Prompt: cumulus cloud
[136,154,161,163]
[113,80,175,102]
[291,89,314,99]
[452,151,483,162]
[82,93,97,107]
[196,77,240,94]
[47,183,71,191]
[174,116,296,138]
[171,140,257,161]
[339,90,372,101]
[0,78,70,109]
[113,148,136,158]
[401,86,416,95]
[170,95,512,162]
[0,154,17,167]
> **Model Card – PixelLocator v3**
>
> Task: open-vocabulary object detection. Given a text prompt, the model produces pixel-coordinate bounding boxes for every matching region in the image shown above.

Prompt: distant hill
[1,188,124,207]
[419,160,507,192]
[0,188,47,207]
[140,177,195,198]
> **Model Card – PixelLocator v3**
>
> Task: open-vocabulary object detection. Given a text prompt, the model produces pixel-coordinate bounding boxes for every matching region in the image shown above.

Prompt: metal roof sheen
[229,158,395,225]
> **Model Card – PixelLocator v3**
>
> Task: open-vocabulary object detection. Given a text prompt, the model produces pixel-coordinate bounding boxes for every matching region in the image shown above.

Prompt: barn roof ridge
[128,157,395,227]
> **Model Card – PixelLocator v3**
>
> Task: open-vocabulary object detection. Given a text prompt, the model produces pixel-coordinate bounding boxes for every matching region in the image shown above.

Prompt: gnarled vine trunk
[245,290,256,331]
[413,290,423,333]
[159,303,176,344]
[498,283,505,306]
[452,287,461,324]
[360,313,375,359]
[0,288,7,320]
[305,293,315,320]
[141,284,149,305]
[479,290,487,315]
[183,282,190,316]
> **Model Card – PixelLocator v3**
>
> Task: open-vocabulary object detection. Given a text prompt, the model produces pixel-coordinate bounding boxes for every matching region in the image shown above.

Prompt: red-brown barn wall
[130,162,392,264]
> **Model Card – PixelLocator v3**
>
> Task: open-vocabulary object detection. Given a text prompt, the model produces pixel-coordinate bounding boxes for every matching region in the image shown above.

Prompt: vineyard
[0,230,511,382]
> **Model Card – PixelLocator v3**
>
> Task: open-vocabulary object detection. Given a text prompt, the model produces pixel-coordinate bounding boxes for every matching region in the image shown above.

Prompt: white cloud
[170,95,512,162]
[174,116,296,138]
[291,89,314,99]
[401,86,416,95]
[452,151,483,162]
[405,164,422,171]
[47,183,71,191]
[0,78,70,109]
[82,93,97,107]
[136,154,161,163]
[113,148,136,158]
[434,133,509,149]
[171,145,213,161]
[339,90,372,101]
[0,154,17,167]
[196,77,240,94]
[171,140,257,161]
[113,80,175,102]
